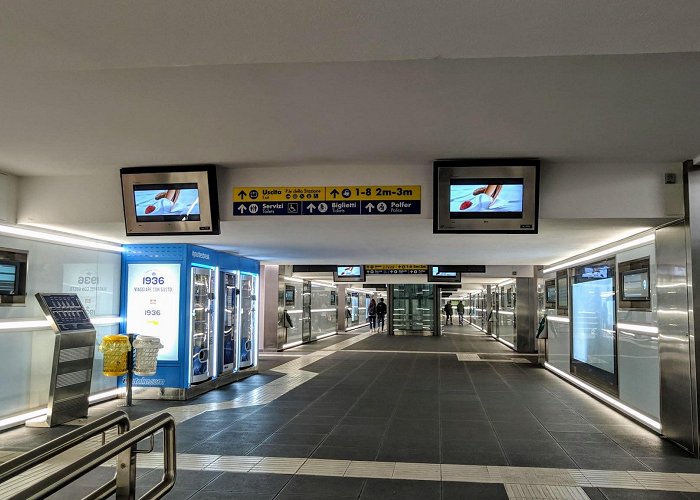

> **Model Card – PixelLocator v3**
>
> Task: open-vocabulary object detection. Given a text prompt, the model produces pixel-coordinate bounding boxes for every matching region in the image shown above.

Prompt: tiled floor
[1,324,698,499]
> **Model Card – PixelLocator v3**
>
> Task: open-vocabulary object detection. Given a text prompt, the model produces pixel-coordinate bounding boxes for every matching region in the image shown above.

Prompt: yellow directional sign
[365,265,428,275]
[325,185,421,201]
[233,185,422,216]
[234,186,325,203]
[366,265,427,272]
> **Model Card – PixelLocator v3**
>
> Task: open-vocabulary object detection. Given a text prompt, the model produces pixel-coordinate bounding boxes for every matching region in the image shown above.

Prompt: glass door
[239,273,258,369]
[191,266,214,384]
[391,284,436,334]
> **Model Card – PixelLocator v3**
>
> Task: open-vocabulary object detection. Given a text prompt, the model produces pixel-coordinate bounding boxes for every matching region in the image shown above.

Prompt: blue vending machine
[121,244,213,398]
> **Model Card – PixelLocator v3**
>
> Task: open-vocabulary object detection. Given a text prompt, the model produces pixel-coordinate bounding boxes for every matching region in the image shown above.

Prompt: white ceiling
[2,2,696,269]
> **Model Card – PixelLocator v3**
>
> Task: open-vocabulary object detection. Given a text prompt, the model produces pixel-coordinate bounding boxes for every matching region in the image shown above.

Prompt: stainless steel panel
[516,277,537,353]
[656,221,695,452]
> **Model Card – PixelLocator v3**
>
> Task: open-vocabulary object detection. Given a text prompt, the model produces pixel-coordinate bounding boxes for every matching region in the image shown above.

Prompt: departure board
[36,293,94,332]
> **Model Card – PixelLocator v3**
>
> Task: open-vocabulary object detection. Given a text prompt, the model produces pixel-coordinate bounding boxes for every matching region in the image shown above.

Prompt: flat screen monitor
[121,164,220,236]
[428,266,461,283]
[621,269,650,301]
[545,279,556,307]
[434,159,539,233]
[0,263,18,295]
[284,285,296,306]
[333,266,365,282]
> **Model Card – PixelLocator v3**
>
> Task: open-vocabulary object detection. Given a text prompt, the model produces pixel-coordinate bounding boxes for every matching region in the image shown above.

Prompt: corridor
[1,325,698,499]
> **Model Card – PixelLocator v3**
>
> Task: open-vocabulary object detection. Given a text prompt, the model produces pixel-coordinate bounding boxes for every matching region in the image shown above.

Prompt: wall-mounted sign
[233,185,421,216]
[365,265,428,275]
[126,263,181,361]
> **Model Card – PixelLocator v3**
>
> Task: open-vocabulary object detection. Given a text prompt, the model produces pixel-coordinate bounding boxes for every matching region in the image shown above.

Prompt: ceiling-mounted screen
[428,266,461,283]
[434,159,539,233]
[333,266,366,282]
[121,164,220,236]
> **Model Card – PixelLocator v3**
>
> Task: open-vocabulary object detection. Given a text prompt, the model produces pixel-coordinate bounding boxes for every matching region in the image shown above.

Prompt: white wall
[16,161,682,225]
[0,233,121,418]
[0,172,18,223]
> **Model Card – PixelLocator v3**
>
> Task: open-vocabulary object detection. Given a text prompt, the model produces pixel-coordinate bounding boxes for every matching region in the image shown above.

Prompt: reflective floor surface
[1,324,698,499]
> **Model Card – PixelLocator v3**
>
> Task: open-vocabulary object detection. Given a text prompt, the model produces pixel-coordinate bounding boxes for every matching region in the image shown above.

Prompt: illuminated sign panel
[126,263,181,361]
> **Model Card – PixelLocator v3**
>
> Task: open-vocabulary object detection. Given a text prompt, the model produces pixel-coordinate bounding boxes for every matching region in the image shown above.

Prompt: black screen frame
[433,158,540,234]
[120,164,220,236]
[427,266,462,283]
[333,266,366,283]
[620,268,650,302]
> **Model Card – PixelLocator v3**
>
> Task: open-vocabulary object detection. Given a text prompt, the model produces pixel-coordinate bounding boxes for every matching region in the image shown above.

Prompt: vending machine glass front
[221,271,238,373]
[239,273,257,369]
[191,266,214,383]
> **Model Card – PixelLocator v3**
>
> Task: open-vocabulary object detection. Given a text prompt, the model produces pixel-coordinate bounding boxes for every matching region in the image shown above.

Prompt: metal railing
[0,411,176,500]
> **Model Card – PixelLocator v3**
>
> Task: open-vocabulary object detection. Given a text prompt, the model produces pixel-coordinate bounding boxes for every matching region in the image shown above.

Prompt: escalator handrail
[0,410,130,483]
[7,412,176,500]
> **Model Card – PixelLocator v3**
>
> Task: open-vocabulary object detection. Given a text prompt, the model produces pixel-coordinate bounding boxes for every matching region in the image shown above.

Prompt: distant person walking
[457,300,465,325]
[368,298,377,332]
[444,302,453,325]
[376,297,387,332]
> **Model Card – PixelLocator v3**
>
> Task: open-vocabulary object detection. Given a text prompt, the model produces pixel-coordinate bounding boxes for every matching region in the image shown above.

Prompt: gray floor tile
[442,481,509,500]
[279,475,365,497]
[360,479,441,500]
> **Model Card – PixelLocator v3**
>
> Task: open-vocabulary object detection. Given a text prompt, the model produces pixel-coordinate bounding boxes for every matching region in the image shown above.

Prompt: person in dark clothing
[444,302,453,325]
[376,297,387,332]
[457,300,465,325]
[368,298,377,332]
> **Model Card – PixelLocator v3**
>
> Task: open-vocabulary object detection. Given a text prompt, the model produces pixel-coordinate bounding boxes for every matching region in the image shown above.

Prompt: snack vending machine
[121,244,259,399]
[239,272,258,369]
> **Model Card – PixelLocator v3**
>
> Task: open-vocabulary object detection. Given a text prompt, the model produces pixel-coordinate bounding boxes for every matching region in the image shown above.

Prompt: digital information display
[38,293,93,332]
[0,264,17,294]
[126,263,181,361]
[622,270,650,300]
[337,266,362,277]
[134,183,200,222]
[449,179,524,218]
[572,277,616,375]
[431,266,457,277]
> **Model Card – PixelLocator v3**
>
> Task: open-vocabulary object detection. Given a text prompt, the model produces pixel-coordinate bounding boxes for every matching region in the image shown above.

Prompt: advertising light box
[126,263,181,361]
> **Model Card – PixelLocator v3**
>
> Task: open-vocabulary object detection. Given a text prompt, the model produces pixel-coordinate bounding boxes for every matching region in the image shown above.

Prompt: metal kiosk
[27,293,96,427]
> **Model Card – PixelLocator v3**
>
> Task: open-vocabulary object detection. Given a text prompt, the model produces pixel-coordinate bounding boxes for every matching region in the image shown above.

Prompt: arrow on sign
[365,202,375,213]
[307,203,316,213]
[329,189,340,198]
[237,190,247,199]
[237,205,248,214]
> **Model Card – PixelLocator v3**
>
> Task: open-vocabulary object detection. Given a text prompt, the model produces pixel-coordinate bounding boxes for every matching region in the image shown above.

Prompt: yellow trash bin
[99,335,131,376]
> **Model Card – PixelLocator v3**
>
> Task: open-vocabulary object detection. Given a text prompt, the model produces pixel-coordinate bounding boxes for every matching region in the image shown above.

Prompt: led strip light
[0,224,123,253]
[544,362,661,431]
[0,316,122,331]
[543,234,655,274]
[0,388,127,431]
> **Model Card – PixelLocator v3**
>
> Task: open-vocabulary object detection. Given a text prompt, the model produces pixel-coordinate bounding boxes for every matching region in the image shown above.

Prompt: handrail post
[115,444,136,500]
